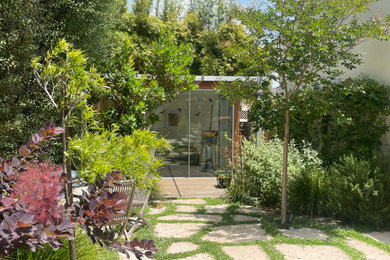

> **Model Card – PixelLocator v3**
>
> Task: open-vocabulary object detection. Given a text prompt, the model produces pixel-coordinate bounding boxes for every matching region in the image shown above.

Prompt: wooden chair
[106,180,152,241]
[127,188,152,236]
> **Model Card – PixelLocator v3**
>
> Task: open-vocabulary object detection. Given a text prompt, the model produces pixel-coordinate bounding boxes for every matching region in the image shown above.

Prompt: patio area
[121,197,390,260]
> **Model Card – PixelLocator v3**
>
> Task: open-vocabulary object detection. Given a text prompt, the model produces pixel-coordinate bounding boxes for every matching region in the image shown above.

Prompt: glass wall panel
[151,92,189,178]
[189,90,232,176]
[151,90,233,177]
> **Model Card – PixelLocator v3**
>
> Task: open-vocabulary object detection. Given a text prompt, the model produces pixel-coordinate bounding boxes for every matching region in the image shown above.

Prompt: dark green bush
[289,166,332,217]
[329,155,390,226]
[249,76,390,166]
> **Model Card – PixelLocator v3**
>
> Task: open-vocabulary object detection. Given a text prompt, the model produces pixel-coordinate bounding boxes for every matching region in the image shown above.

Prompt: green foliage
[188,0,233,31]
[103,31,196,134]
[0,0,126,158]
[32,39,105,120]
[132,0,153,18]
[313,77,390,164]
[225,137,322,208]
[68,127,170,189]
[289,167,332,217]
[249,76,390,165]
[218,1,390,221]
[328,155,390,226]
[13,228,119,260]
[0,0,56,158]
[236,0,390,91]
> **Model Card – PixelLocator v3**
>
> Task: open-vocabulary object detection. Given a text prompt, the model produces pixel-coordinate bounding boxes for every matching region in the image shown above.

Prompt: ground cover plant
[131,197,390,260]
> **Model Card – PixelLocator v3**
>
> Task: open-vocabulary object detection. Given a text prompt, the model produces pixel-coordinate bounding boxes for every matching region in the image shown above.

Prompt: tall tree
[133,0,153,17]
[32,40,105,260]
[219,0,390,223]
[188,0,233,30]
[0,0,126,157]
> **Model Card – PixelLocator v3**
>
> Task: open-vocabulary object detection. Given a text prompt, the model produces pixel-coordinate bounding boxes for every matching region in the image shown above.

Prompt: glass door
[189,90,233,177]
[151,90,233,178]
[151,91,189,178]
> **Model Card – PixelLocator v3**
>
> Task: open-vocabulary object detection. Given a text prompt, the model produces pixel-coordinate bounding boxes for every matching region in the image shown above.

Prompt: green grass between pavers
[130,197,390,260]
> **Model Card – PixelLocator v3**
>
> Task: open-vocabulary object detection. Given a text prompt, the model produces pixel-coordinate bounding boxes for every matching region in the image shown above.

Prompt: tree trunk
[281,108,290,224]
[65,124,76,260]
[62,94,77,260]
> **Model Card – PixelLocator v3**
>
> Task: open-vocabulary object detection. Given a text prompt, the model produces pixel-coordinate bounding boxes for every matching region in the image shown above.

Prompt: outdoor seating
[105,180,152,241]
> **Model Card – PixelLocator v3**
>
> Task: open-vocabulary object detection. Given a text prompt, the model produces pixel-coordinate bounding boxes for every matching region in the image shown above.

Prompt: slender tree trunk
[281,108,290,224]
[62,88,77,260]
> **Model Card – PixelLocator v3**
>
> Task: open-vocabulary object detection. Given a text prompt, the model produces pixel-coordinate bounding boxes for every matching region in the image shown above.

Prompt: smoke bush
[11,162,63,225]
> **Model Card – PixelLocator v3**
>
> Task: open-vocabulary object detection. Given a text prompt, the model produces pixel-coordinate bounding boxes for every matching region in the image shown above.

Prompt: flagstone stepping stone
[169,199,206,205]
[148,205,166,215]
[233,215,260,222]
[275,244,349,260]
[205,204,229,214]
[345,238,390,260]
[365,231,390,245]
[202,223,272,243]
[278,227,328,240]
[158,214,222,222]
[155,223,209,238]
[178,253,214,260]
[166,242,199,254]
[119,250,152,260]
[176,205,198,213]
[237,206,271,215]
[222,245,270,260]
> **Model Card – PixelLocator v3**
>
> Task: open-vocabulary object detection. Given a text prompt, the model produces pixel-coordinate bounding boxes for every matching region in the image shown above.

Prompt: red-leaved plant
[0,122,157,259]
[11,162,64,225]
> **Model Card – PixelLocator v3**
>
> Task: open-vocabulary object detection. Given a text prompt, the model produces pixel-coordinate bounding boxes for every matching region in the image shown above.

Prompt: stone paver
[166,242,199,254]
[278,227,328,240]
[155,223,209,238]
[365,232,390,245]
[158,214,222,222]
[222,245,270,260]
[170,199,206,205]
[237,206,271,215]
[275,244,349,260]
[178,253,214,260]
[345,238,390,260]
[119,250,152,260]
[176,205,198,213]
[233,215,260,222]
[148,205,166,215]
[205,204,229,214]
[202,223,272,243]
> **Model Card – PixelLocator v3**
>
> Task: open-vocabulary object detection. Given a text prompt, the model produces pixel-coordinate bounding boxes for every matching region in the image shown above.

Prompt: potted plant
[215,169,231,188]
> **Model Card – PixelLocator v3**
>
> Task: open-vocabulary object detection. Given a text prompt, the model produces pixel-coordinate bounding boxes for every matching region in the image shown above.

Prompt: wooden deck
[158,177,226,198]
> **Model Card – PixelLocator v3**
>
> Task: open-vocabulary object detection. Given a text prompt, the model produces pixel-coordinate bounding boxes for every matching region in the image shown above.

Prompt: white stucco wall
[344,0,390,83]
[342,0,390,154]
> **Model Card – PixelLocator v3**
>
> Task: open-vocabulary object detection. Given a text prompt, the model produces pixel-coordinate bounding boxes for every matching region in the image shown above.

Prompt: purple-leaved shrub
[11,162,64,225]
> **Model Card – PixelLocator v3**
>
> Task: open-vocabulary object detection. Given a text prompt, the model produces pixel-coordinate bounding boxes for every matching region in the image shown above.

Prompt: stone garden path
[122,198,390,260]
